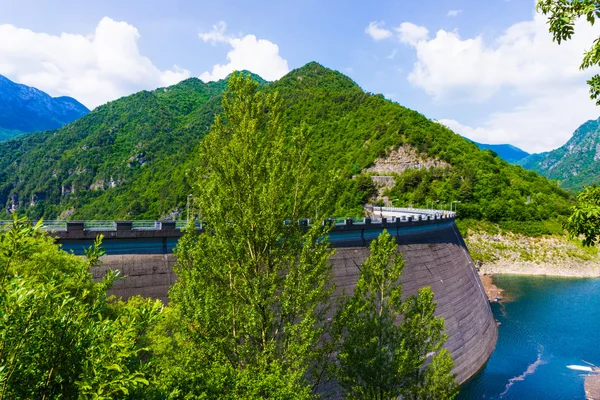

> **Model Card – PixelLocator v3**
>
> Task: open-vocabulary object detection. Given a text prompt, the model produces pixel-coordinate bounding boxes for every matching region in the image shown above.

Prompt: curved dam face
[55,216,497,384]
[329,222,497,384]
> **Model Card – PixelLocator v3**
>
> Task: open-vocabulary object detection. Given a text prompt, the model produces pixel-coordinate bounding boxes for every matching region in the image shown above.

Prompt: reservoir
[458,275,600,399]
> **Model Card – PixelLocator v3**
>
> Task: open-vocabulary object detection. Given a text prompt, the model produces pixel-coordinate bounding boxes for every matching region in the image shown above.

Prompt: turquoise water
[458,275,600,400]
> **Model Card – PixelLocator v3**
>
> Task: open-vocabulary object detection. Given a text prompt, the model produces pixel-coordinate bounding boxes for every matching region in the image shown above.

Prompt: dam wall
[52,215,497,384]
[328,223,497,384]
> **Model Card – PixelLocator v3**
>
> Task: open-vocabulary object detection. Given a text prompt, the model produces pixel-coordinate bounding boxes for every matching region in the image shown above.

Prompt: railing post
[66,221,85,232]
[115,221,133,231]
[159,221,176,230]
[321,218,335,227]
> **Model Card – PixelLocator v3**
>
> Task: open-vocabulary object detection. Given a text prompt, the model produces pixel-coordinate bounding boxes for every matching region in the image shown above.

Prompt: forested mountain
[472,142,529,163]
[0,77,227,218]
[518,117,600,191]
[0,75,89,141]
[0,62,573,226]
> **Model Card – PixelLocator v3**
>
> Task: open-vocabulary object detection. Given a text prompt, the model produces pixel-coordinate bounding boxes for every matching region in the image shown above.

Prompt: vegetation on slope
[518,117,600,191]
[0,76,458,399]
[0,128,24,142]
[271,62,574,222]
[0,62,575,231]
[0,78,227,219]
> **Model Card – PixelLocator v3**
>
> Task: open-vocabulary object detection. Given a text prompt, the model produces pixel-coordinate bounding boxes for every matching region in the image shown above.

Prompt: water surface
[458,275,600,400]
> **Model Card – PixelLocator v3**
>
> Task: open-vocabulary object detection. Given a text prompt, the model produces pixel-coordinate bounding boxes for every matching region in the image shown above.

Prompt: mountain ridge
[472,141,530,163]
[0,62,573,226]
[518,117,600,190]
[0,74,90,141]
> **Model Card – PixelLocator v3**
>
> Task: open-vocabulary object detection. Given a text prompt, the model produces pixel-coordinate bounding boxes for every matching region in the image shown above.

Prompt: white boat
[568,365,595,372]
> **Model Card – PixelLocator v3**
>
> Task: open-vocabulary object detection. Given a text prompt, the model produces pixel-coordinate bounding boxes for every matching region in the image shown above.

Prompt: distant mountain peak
[275,62,362,93]
[471,141,530,163]
[231,70,269,85]
[518,116,600,190]
[0,75,89,141]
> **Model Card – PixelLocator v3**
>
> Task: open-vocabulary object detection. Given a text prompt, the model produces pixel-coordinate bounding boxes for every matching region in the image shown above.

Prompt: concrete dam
[47,208,497,385]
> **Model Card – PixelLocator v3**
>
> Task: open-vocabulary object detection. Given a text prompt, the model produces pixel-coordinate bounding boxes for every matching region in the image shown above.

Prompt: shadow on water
[458,275,600,400]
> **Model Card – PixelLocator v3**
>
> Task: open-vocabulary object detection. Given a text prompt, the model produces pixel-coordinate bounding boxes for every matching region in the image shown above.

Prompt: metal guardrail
[0,209,454,233]
[41,221,68,231]
[84,221,116,231]
[373,206,456,218]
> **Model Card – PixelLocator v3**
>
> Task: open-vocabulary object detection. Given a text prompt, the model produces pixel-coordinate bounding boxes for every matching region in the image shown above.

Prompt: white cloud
[447,10,463,17]
[440,86,599,153]
[198,21,229,45]
[396,11,600,153]
[395,22,429,46]
[365,21,392,40]
[198,23,289,82]
[404,13,598,100]
[0,17,190,109]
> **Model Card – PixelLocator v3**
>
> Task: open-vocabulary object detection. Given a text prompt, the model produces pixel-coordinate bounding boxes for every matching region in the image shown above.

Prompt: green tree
[537,0,600,104]
[333,230,457,400]
[162,72,337,398]
[0,215,162,399]
[564,185,600,245]
[356,173,377,203]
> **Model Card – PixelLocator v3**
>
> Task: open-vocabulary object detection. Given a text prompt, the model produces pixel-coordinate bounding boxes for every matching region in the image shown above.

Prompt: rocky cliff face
[365,145,450,175]
[518,117,600,190]
[0,74,89,141]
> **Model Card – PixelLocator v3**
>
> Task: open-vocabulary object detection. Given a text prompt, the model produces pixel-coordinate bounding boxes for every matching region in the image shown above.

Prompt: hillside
[0,62,574,227]
[518,117,600,191]
[270,63,572,223]
[473,142,529,163]
[0,77,227,218]
[0,75,89,141]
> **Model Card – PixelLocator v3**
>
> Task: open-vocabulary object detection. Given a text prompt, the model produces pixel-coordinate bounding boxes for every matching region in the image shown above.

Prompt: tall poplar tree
[167,72,336,399]
[333,230,457,400]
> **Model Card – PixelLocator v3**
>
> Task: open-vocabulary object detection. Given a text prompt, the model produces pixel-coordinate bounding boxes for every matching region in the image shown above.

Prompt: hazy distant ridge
[473,141,530,163]
[0,74,89,141]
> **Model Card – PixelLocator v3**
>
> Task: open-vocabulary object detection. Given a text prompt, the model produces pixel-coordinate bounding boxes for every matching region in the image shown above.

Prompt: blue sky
[1,0,598,153]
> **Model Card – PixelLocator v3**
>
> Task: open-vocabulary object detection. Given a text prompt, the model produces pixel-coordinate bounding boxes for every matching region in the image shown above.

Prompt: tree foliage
[158,73,337,398]
[0,215,162,399]
[564,185,600,245]
[356,173,377,204]
[537,0,600,104]
[333,230,457,400]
